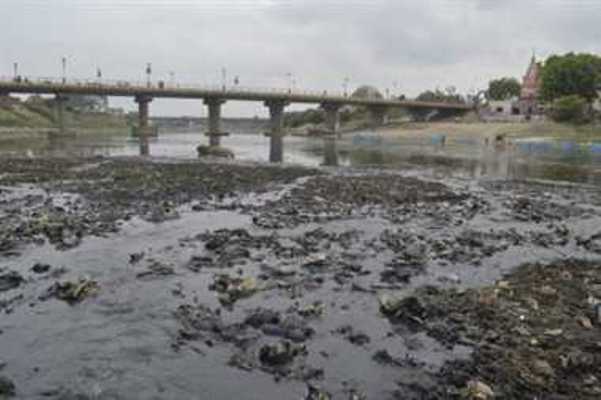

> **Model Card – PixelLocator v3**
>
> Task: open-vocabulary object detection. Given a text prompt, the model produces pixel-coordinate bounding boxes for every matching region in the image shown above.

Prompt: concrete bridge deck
[0,78,472,110]
[0,77,472,163]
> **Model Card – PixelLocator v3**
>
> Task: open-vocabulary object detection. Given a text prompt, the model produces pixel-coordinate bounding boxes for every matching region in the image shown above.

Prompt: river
[1,126,601,399]
[1,127,601,185]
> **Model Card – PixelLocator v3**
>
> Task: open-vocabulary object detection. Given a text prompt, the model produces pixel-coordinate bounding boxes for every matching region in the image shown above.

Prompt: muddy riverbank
[1,156,601,399]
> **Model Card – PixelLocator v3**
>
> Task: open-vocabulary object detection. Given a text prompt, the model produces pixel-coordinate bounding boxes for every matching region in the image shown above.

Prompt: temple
[517,55,543,117]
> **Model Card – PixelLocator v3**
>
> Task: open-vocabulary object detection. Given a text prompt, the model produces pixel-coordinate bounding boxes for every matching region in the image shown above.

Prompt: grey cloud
[1,0,600,116]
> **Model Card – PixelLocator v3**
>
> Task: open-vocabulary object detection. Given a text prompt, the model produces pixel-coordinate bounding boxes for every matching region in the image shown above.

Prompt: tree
[548,95,590,124]
[409,89,466,121]
[541,53,601,102]
[487,77,521,100]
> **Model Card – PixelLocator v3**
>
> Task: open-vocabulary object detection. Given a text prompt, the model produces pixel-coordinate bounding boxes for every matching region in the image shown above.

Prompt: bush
[549,95,590,123]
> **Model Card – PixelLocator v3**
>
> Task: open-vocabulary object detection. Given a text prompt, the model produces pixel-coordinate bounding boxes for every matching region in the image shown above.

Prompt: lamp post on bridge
[221,67,227,91]
[13,62,18,81]
[146,63,152,88]
[61,57,67,84]
[286,72,293,93]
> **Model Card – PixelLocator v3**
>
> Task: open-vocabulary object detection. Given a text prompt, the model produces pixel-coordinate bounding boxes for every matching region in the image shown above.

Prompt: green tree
[487,77,521,100]
[549,95,590,124]
[541,53,601,102]
[410,89,465,121]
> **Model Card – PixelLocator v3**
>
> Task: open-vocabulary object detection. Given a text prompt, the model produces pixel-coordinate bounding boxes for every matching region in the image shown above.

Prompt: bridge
[0,77,472,162]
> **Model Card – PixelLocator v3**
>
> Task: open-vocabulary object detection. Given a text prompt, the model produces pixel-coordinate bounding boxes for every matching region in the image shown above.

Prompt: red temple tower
[519,56,542,116]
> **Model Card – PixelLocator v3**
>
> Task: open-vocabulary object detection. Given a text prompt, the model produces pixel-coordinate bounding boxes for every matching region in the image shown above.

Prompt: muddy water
[1,129,601,184]
[1,129,601,399]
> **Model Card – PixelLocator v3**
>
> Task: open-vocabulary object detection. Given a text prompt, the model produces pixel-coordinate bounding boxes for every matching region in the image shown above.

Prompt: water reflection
[1,129,601,184]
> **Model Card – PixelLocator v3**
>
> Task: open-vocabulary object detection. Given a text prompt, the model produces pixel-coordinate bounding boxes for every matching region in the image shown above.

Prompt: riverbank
[376,120,601,141]
[1,156,601,398]
[0,95,128,136]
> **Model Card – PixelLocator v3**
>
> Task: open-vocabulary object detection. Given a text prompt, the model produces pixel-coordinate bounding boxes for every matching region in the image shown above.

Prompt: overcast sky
[2,0,601,116]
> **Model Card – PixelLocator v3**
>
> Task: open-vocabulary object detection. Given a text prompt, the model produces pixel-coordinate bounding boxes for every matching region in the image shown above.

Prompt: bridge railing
[0,75,354,99]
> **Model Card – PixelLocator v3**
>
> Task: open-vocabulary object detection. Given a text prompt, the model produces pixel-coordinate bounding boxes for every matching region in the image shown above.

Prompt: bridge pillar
[367,105,389,129]
[264,99,288,163]
[321,102,342,138]
[204,98,228,147]
[134,95,154,141]
[54,94,69,135]
[322,135,339,167]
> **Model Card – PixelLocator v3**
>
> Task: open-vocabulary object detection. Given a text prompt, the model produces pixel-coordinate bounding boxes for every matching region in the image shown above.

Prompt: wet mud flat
[1,156,601,399]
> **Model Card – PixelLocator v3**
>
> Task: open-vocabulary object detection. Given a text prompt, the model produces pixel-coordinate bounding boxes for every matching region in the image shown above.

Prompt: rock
[258,341,305,366]
[41,279,99,304]
[335,325,370,346]
[0,272,24,292]
[379,294,427,327]
[297,302,325,318]
[544,328,563,337]
[0,376,15,397]
[31,263,51,274]
[438,273,461,284]
[496,280,511,289]
[378,294,403,316]
[262,315,314,342]
[305,384,331,400]
[524,297,539,311]
[129,252,145,264]
[136,261,175,279]
[197,145,235,159]
[461,380,494,399]
[210,274,258,306]
[245,308,281,328]
[532,359,554,377]
[578,316,593,329]
[539,285,557,296]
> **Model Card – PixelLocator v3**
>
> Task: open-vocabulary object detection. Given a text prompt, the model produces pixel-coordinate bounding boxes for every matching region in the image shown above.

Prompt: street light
[13,62,18,80]
[61,57,67,84]
[286,72,292,93]
[343,77,349,97]
[146,63,152,87]
[221,67,227,91]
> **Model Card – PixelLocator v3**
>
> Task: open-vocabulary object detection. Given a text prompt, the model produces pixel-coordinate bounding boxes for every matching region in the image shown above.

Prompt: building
[487,100,515,116]
[482,56,544,121]
[517,56,544,117]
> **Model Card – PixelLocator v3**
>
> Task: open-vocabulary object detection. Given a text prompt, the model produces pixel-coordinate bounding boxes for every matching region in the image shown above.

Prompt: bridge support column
[367,105,389,129]
[322,135,339,167]
[54,94,68,135]
[134,95,154,144]
[321,102,342,138]
[204,98,228,147]
[264,100,288,163]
